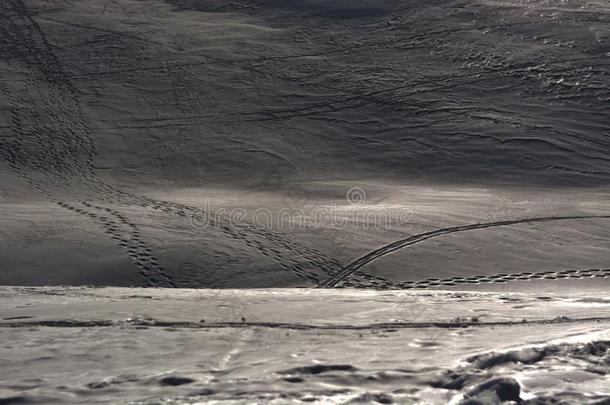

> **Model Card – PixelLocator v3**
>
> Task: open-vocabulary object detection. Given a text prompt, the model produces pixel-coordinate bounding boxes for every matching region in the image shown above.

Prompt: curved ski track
[322,215,610,287]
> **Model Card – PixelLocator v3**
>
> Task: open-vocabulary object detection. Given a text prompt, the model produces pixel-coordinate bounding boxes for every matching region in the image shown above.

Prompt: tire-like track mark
[321,215,610,287]
[341,268,610,290]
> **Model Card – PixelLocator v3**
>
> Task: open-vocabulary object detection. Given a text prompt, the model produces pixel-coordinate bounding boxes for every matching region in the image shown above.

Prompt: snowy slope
[0,0,609,288]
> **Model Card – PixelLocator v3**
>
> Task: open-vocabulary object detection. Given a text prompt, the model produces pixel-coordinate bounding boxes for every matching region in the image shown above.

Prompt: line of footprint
[56,200,175,287]
[0,2,175,288]
[1,0,345,287]
[337,268,610,289]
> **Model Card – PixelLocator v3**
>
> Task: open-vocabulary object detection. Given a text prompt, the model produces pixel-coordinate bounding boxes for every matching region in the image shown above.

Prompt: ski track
[322,215,610,287]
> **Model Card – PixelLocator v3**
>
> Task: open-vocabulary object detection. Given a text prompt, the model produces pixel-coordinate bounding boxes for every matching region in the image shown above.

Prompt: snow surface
[0,287,609,404]
[1,0,610,289]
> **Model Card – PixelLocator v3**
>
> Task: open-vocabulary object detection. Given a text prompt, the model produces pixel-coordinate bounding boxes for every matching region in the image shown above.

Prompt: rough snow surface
[0,287,609,404]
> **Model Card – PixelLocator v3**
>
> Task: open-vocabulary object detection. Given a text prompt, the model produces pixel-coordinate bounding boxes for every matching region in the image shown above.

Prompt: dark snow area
[1,0,609,289]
